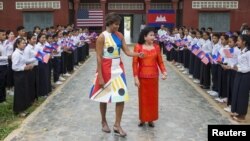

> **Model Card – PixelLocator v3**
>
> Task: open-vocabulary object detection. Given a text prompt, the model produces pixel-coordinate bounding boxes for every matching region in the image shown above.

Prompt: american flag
[223,48,234,58]
[76,9,103,27]
[201,55,209,65]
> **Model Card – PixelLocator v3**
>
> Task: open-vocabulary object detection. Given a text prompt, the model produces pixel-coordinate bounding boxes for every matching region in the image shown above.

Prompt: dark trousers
[183,49,190,68]
[189,52,195,75]
[7,59,14,87]
[200,63,211,88]
[0,65,7,102]
[227,70,236,106]
[231,72,250,115]
[193,56,201,79]
[211,64,219,92]
[53,57,61,82]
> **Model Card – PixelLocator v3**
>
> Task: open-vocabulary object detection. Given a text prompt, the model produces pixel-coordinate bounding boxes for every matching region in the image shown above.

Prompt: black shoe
[148,122,155,127]
[138,122,145,127]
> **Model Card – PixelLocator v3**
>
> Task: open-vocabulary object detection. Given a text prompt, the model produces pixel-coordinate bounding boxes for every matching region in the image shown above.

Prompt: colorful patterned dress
[89,31,129,103]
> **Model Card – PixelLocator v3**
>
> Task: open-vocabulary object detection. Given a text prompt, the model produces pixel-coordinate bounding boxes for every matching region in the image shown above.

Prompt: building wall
[182,0,250,31]
[0,0,69,32]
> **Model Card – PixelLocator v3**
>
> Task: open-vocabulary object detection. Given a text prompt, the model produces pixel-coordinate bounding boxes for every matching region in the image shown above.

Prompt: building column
[74,0,80,27]
[145,0,151,24]
[100,0,106,30]
[172,0,179,27]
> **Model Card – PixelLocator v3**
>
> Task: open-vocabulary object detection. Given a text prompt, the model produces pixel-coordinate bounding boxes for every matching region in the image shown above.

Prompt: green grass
[0,96,45,141]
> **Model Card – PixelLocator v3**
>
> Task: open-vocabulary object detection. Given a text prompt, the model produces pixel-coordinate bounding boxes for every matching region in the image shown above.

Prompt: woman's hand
[233,65,238,71]
[161,72,167,80]
[221,64,230,70]
[98,76,105,88]
[138,52,144,58]
[134,77,140,88]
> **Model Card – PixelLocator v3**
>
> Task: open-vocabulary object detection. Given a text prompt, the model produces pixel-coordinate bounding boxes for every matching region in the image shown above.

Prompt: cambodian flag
[43,44,55,53]
[35,51,50,63]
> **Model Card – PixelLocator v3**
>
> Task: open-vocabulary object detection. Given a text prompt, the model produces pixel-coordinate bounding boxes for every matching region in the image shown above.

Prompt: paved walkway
[5,52,231,141]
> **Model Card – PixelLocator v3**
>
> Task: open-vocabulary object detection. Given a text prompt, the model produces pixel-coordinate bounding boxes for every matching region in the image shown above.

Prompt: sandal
[101,122,111,133]
[113,126,127,137]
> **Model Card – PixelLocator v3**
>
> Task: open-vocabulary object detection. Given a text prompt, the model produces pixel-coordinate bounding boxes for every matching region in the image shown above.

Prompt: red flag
[223,49,233,58]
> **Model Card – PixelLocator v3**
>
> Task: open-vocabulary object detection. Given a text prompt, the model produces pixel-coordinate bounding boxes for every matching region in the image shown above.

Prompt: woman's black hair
[221,34,229,40]
[27,31,36,41]
[137,26,155,45]
[229,35,238,44]
[37,33,45,43]
[212,33,220,39]
[13,38,25,50]
[6,30,13,36]
[33,26,40,33]
[105,12,121,27]
[46,34,52,39]
[239,35,250,50]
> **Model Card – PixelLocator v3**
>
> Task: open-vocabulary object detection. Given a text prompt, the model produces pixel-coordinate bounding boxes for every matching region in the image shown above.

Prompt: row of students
[160,27,250,121]
[0,26,92,116]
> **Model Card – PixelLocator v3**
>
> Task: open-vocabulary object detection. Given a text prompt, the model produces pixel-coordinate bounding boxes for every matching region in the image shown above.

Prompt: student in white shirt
[216,35,230,103]
[230,35,250,121]
[0,29,7,103]
[207,33,221,97]
[12,38,34,116]
[188,31,198,77]
[157,25,167,53]
[220,35,241,113]
[200,31,212,89]
[35,34,50,97]
[5,30,15,95]
[193,31,204,84]
[24,32,39,101]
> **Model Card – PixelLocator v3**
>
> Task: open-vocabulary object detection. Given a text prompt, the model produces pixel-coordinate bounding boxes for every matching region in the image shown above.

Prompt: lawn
[0,95,45,141]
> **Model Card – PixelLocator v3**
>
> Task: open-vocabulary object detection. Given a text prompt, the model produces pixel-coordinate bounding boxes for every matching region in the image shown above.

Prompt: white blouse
[12,48,26,71]
[237,48,250,73]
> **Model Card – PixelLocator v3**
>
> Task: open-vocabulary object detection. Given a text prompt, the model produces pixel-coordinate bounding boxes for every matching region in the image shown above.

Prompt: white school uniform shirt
[184,35,192,42]
[4,40,14,57]
[191,37,198,46]
[157,29,167,38]
[226,47,241,68]
[212,43,221,64]
[24,44,38,66]
[53,41,62,57]
[197,38,205,48]
[71,36,80,47]
[35,42,45,52]
[237,48,250,73]
[200,39,212,53]
[12,48,26,71]
[0,40,8,66]
[219,45,230,63]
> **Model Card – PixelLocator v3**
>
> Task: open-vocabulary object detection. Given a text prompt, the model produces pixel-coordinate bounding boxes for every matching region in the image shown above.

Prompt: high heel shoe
[101,122,111,133]
[113,126,127,137]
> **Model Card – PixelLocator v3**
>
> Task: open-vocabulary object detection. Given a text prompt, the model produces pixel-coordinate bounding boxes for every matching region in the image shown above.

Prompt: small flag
[35,51,50,63]
[43,44,55,53]
[223,48,234,58]
[201,55,209,65]
[165,42,173,51]
[197,51,206,59]
[175,39,181,47]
